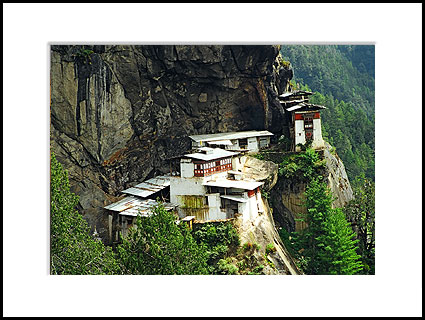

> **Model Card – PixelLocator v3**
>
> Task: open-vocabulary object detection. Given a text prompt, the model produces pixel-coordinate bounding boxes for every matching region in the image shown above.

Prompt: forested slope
[280,45,375,186]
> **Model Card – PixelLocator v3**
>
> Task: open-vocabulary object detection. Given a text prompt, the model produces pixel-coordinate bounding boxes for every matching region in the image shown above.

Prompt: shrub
[265,243,277,255]
[243,242,253,252]
[253,153,264,160]
[192,222,240,273]
[117,204,209,275]
[278,148,326,183]
[279,162,299,178]
[216,258,239,275]
[248,264,265,275]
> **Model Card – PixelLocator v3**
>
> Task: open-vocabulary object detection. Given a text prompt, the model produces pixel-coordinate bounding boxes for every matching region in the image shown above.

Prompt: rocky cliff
[269,142,354,233]
[50,45,293,239]
[224,156,300,274]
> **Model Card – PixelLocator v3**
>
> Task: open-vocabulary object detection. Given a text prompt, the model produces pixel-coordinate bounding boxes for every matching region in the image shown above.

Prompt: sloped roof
[184,148,239,161]
[206,139,233,146]
[189,130,273,143]
[285,103,326,112]
[278,90,313,98]
[203,178,264,190]
[220,194,248,203]
[121,174,171,198]
[104,195,176,217]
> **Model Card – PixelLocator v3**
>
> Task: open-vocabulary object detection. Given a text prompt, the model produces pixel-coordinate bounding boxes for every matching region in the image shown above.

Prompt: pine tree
[344,178,375,274]
[301,178,363,275]
[50,152,120,274]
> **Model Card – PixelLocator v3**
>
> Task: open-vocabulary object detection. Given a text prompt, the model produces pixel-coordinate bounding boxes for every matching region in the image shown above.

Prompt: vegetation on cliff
[297,178,363,274]
[344,178,375,274]
[276,149,363,274]
[278,148,326,182]
[309,87,375,187]
[117,204,209,275]
[50,153,269,275]
[192,222,240,274]
[50,152,120,275]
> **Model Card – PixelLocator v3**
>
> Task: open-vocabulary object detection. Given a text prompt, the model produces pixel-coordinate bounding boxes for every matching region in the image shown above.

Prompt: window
[303,113,314,141]
[239,138,248,149]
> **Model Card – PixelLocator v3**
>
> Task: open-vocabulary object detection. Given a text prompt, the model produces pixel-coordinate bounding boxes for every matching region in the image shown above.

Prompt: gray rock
[50,44,292,243]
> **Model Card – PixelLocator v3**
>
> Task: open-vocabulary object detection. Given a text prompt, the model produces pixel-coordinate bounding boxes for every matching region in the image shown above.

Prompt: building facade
[170,147,264,222]
[189,130,273,153]
[279,90,326,152]
[104,132,273,242]
[103,174,175,244]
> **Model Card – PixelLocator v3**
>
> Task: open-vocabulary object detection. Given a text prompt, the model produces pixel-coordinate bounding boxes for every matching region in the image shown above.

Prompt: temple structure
[278,90,326,151]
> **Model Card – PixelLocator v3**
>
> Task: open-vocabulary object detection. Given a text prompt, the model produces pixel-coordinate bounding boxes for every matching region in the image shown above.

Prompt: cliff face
[229,156,300,274]
[270,143,354,232]
[50,45,292,238]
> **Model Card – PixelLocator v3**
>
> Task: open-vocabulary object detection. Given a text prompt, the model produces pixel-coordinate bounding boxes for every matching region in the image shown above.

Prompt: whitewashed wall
[311,118,325,149]
[203,170,228,182]
[225,139,240,151]
[294,119,305,149]
[207,193,224,220]
[170,176,206,204]
[180,159,195,178]
[232,155,247,171]
[238,201,250,223]
[247,137,259,152]
[295,118,325,151]
[247,194,259,220]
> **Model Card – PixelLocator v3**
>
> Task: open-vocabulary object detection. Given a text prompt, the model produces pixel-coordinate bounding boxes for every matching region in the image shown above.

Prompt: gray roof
[286,103,326,112]
[279,99,306,104]
[104,195,176,217]
[206,139,233,146]
[104,196,156,212]
[278,90,313,98]
[203,178,264,190]
[220,194,248,203]
[121,174,171,198]
[184,148,239,161]
[286,104,305,112]
[189,130,273,143]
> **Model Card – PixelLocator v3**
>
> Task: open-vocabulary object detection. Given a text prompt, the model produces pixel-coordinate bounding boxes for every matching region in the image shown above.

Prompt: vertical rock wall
[50,44,293,239]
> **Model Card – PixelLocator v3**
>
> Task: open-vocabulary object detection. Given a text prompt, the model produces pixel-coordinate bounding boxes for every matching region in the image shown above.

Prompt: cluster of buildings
[103,90,326,243]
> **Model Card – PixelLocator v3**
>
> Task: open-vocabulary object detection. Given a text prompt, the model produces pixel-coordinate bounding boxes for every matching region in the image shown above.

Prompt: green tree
[299,178,363,274]
[344,178,375,274]
[117,204,209,275]
[192,222,240,274]
[50,152,120,275]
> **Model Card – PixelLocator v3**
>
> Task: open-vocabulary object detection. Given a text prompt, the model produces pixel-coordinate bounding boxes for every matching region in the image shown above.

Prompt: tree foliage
[50,152,120,275]
[344,178,375,274]
[309,88,375,187]
[280,45,374,117]
[282,178,363,275]
[278,148,326,182]
[117,204,209,275]
[280,45,375,188]
[192,222,240,274]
